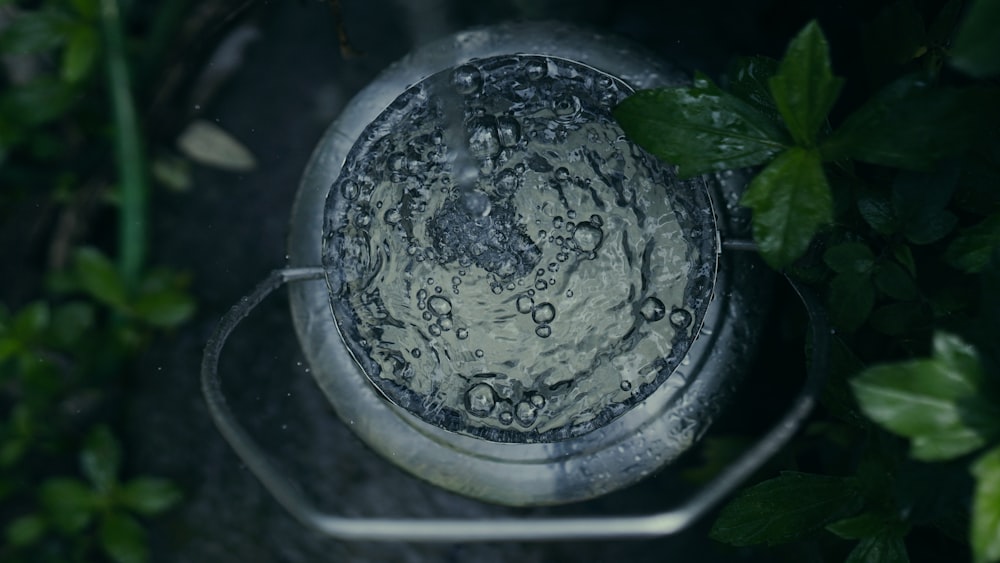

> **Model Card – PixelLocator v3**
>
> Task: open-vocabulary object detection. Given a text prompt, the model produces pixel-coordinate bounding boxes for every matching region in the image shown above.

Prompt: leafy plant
[1,0,194,561]
[615,0,1000,561]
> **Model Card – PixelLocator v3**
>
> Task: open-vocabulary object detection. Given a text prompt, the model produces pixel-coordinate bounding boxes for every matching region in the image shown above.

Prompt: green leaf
[946,213,1000,273]
[709,472,863,546]
[725,56,781,122]
[5,514,46,547]
[893,164,959,245]
[100,512,147,563]
[82,425,121,493]
[614,74,790,177]
[822,76,997,169]
[11,301,50,340]
[874,261,918,301]
[870,302,927,336]
[950,0,1000,78]
[0,79,77,126]
[972,446,1000,563]
[851,333,1000,461]
[824,242,875,274]
[75,247,128,310]
[40,478,95,533]
[131,289,195,328]
[49,301,96,348]
[741,147,832,268]
[846,533,911,563]
[828,273,875,332]
[858,191,897,235]
[62,24,99,83]
[119,477,182,516]
[768,21,844,146]
[0,10,71,54]
[827,512,894,540]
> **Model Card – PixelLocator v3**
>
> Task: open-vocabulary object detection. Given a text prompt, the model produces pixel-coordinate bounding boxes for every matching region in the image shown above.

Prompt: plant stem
[101,0,146,292]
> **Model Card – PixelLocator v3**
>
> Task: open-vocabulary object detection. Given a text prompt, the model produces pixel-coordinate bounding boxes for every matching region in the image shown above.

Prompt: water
[323,55,717,443]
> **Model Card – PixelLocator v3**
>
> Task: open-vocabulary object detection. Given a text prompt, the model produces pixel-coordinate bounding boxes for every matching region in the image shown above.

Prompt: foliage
[616,0,1000,561]
[1,0,193,561]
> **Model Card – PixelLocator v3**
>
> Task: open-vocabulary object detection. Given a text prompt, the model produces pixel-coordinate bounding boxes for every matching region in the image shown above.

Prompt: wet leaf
[828,272,875,332]
[177,120,257,172]
[40,478,95,533]
[100,512,147,563]
[822,76,996,169]
[827,512,895,540]
[972,446,1000,563]
[131,289,194,328]
[845,533,911,563]
[710,471,863,546]
[82,425,121,493]
[950,0,1000,78]
[614,74,790,177]
[75,247,128,310]
[824,242,875,275]
[119,478,182,516]
[946,213,1000,273]
[858,191,897,235]
[725,56,781,122]
[769,21,844,145]
[741,147,832,268]
[893,164,960,245]
[851,333,1000,461]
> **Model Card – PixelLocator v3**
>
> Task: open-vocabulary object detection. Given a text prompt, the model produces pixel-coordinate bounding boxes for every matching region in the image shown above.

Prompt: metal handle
[201,263,830,542]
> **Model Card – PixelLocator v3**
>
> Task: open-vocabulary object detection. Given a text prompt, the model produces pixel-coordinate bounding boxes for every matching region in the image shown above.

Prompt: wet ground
[127,1,822,561]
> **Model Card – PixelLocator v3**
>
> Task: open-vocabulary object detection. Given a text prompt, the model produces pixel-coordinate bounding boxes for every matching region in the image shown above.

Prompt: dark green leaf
[946,213,1000,273]
[950,0,1000,78]
[131,289,195,328]
[858,191,897,235]
[741,147,832,268]
[82,425,121,493]
[119,477,182,516]
[5,514,46,547]
[827,512,893,540]
[874,261,919,301]
[70,0,99,20]
[75,247,128,310]
[0,79,76,126]
[822,76,997,169]
[828,273,875,331]
[851,333,1000,461]
[40,478,95,533]
[893,164,960,245]
[49,301,96,348]
[870,302,927,336]
[100,512,147,563]
[893,244,917,277]
[824,242,875,274]
[725,56,781,121]
[11,301,50,339]
[62,24,99,83]
[614,74,789,177]
[768,21,844,145]
[710,472,863,546]
[846,533,911,563]
[0,10,71,54]
[972,446,1000,563]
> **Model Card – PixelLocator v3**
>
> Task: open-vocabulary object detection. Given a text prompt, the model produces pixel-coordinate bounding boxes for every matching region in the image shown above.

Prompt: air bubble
[534,279,548,291]
[468,116,501,159]
[411,348,421,358]
[554,94,581,117]
[525,59,547,80]
[452,64,483,94]
[640,297,666,322]
[535,324,552,338]
[496,116,521,147]
[342,180,359,200]
[669,308,693,329]
[429,324,442,336]
[465,382,496,416]
[554,167,569,181]
[475,349,484,358]
[515,401,537,425]
[516,294,534,314]
[530,394,546,408]
[498,411,514,425]
[532,303,555,323]
[427,295,452,316]
[573,222,604,252]
[620,380,633,392]
[456,328,469,339]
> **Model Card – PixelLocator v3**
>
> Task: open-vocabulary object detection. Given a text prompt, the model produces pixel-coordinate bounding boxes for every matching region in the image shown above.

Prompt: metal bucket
[202,22,829,541]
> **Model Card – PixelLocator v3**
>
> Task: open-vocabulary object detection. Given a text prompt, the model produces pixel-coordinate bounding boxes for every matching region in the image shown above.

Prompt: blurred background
[0,1,974,561]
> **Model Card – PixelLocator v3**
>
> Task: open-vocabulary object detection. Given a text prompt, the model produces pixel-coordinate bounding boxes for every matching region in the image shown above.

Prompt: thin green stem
[100,0,146,293]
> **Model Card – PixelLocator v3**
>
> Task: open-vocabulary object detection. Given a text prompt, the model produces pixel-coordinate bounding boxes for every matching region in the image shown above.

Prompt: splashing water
[323,55,717,443]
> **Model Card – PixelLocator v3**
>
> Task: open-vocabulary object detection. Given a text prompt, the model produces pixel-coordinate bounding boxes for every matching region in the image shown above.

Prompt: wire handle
[201,265,830,542]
